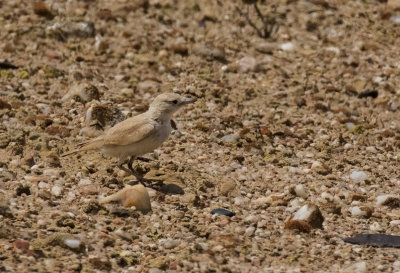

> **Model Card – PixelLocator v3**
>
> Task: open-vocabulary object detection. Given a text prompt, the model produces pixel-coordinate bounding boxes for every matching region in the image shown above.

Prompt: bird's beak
[182,96,197,105]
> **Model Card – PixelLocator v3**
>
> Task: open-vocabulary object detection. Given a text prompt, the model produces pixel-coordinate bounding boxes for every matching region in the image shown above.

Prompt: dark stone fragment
[358,90,378,99]
[16,185,30,196]
[344,234,400,248]
[211,208,235,217]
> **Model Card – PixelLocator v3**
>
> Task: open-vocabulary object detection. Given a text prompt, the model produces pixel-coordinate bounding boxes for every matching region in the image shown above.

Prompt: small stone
[350,171,368,183]
[211,208,235,217]
[290,184,308,199]
[64,238,81,249]
[0,193,13,219]
[100,184,151,213]
[33,1,54,19]
[244,226,255,236]
[358,90,378,99]
[251,197,272,208]
[160,184,184,195]
[221,133,239,143]
[51,185,62,197]
[16,184,31,196]
[237,56,257,73]
[170,38,188,55]
[342,261,367,273]
[369,222,383,232]
[0,98,12,110]
[255,41,276,54]
[46,21,95,39]
[376,194,400,208]
[192,43,225,61]
[94,35,109,53]
[161,239,180,249]
[114,228,133,242]
[43,169,60,178]
[350,206,373,218]
[137,80,159,93]
[32,233,85,252]
[280,42,295,51]
[387,0,400,11]
[45,125,70,138]
[219,180,236,196]
[286,203,324,232]
[13,239,30,251]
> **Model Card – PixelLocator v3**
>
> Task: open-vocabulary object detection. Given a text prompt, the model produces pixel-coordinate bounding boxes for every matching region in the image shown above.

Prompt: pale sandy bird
[62,92,196,179]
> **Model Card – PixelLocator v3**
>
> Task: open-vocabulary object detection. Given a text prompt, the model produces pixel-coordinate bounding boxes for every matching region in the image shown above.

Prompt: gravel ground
[1,0,400,272]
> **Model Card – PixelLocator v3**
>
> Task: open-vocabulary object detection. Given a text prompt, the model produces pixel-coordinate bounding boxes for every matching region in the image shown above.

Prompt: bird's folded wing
[103,117,156,146]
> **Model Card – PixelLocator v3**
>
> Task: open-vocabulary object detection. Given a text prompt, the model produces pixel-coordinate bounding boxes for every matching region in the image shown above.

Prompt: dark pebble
[211,208,235,217]
[344,233,400,248]
[358,90,378,99]
[0,61,18,69]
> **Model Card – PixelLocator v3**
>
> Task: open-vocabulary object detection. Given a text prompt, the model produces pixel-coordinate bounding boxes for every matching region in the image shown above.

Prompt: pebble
[350,171,368,183]
[234,196,249,206]
[192,43,225,61]
[245,226,255,236]
[211,208,235,217]
[137,80,159,93]
[285,204,324,232]
[369,222,383,232]
[161,239,180,249]
[43,169,60,178]
[350,206,372,218]
[51,185,63,197]
[251,197,272,208]
[114,228,133,241]
[63,238,82,249]
[244,215,258,223]
[100,184,152,213]
[13,239,30,251]
[46,21,95,39]
[292,184,308,199]
[390,220,400,226]
[221,133,239,143]
[376,194,400,207]
[345,122,355,130]
[255,41,276,54]
[366,146,377,153]
[280,42,296,51]
[237,56,257,73]
[342,261,367,273]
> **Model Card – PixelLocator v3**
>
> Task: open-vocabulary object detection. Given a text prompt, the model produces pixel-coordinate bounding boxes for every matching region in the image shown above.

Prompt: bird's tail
[61,137,104,157]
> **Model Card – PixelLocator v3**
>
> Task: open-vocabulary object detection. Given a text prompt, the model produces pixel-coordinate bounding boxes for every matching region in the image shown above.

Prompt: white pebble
[245,226,255,236]
[63,238,81,249]
[376,194,399,206]
[51,185,62,196]
[38,182,49,189]
[350,206,368,217]
[350,171,368,183]
[294,184,308,199]
[221,133,239,143]
[43,169,60,178]
[369,222,382,232]
[280,42,295,51]
[366,146,377,153]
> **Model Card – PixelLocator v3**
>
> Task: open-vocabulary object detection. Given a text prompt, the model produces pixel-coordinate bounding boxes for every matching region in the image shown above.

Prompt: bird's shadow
[127,178,184,195]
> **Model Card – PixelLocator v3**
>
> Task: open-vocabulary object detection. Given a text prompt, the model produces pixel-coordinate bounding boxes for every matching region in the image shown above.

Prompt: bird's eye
[172,100,178,104]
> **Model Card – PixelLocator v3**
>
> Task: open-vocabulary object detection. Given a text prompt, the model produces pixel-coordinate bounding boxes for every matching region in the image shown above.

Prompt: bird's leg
[136,156,151,162]
[118,158,131,174]
[126,156,144,181]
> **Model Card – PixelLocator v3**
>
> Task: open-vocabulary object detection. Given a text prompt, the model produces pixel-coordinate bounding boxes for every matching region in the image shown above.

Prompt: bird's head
[148,92,197,118]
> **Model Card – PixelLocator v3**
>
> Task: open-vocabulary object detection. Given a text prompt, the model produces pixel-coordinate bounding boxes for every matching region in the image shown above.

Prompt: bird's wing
[103,115,156,146]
